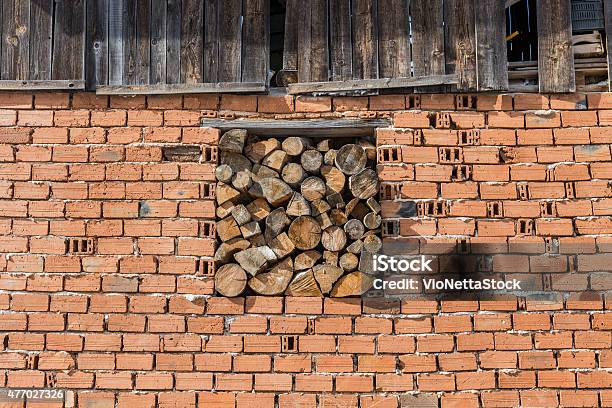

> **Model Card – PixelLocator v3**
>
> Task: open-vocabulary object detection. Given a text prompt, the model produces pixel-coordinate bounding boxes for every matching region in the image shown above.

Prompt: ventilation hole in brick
[198,258,215,277]
[203,146,218,162]
[417,201,447,217]
[486,201,503,217]
[435,112,451,129]
[517,219,534,235]
[46,372,56,388]
[457,238,470,254]
[407,95,421,109]
[202,110,217,118]
[458,129,480,146]
[544,237,559,254]
[66,238,95,255]
[219,112,235,120]
[26,355,37,369]
[451,165,471,181]
[202,221,216,238]
[377,147,401,163]
[307,319,315,334]
[477,256,492,272]
[202,183,216,199]
[565,182,575,199]
[413,129,423,145]
[546,168,555,182]
[439,147,463,163]
[456,95,477,110]
[518,184,529,200]
[540,201,556,217]
[382,220,399,237]
[380,183,399,200]
[542,274,553,291]
[163,146,201,162]
[281,335,299,352]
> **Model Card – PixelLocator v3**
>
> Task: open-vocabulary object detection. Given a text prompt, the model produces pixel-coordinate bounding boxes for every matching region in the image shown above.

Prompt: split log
[351,202,371,221]
[251,178,293,206]
[286,193,311,217]
[364,212,382,229]
[215,264,248,297]
[245,138,280,163]
[240,221,261,239]
[323,250,339,266]
[286,270,323,297]
[329,209,348,226]
[301,150,323,173]
[246,198,271,221]
[248,257,293,295]
[359,250,375,274]
[345,197,360,217]
[214,238,251,263]
[215,164,233,183]
[231,170,252,192]
[363,235,383,254]
[320,165,346,194]
[234,246,277,276]
[301,177,326,202]
[339,253,359,272]
[250,234,267,247]
[269,232,295,258]
[295,250,322,271]
[346,240,363,254]
[218,129,247,153]
[282,137,310,156]
[262,150,288,172]
[335,144,367,175]
[265,208,290,241]
[217,201,234,219]
[324,149,337,166]
[317,139,331,152]
[288,216,322,250]
[321,226,347,251]
[326,192,345,209]
[313,265,344,294]
[366,197,381,214]
[358,139,377,161]
[349,169,379,199]
[220,151,252,174]
[231,204,252,226]
[316,212,333,230]
[311,199,331,216]
[344,219,365,240]
[281,163,306,187]
[251,164,279,183]
[330,272,374,297]
[217,216,242,241]
[217,183,241,205]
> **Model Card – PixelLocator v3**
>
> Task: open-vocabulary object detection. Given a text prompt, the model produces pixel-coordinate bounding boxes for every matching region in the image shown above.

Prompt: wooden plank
[241,0,269,83]
[29,0,53,80]
[86,0,109,89]
[203,0,219,83]
[537,0,575,93]
[476,0,508,90]
[181,0,204,83]
[123,0,150,85]
[166,0,181,84]
[352,0,378,79]
[411,0,446,79]
[150,0,167,84]
[1,0,30,80]
[200,117,393,137]
[52,0,85,80]
[0,79,85,89]
[108,0,124,85]
[444,0,477,91]
[603,0,612,90]
[283,0,298,70]
[297,0,328,82]
[288,74,458,94]
[96,82,266,95]
[329,0,352,81]
[218,0,242,82]
[377,0,410,79]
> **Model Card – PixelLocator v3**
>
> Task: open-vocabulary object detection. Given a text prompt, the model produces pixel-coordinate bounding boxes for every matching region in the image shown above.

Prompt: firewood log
[217,216,241,241]
[286,192,311,217]
[250,177,293,206]
[217,201,234,219]
[251,164,279,183]
[301,149,323,173]
[231,170,252,192]
[265,208,290,241]
[358,139,377,161]
[295,250,322,271]
[269,232,295,258]
[282,137,310,156]
[363,212,382,229]
[366,197,381,214]
[349,169,379,199]
[220,151,252,174]
[330,272,373,297]
[231,204,252,226]
[214,238,251,263]
[316,212,333,230]
[320,165,345,194]
[248,257,293,295]
[262,150,288,172]
[329,209,348,226]
[218,129,247,153]
[245,138,280,163]
[346,239,363,254]
[324,149,337,166]
[234,246,277,276]
[286,270,322,297]
[351,202,371,221]
[326,192,345,209]
[363,235,382,254]
[345,197,360,217]
[313,264,344,294]
[311,199,331,216]
[335,144,367,175]
[250,234,266,247]
[323,250,339,266]
[215,263,247,297]
[301,177,326,202]
[216,182,240,205]
[317,139,331,152]
[246,198,271,221]
[344,219,365,240]
[281,163,305,188]
[358,250,375,274]
[339,253,359,272]
[321,226,347,251]
[240,221,261,239]
[215,164,233,183]
[288,216,322,250]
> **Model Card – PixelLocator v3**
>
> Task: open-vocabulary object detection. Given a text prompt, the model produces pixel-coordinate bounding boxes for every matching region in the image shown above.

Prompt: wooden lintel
[96,82,267,95]
[0,80,85,90]
[201,118,391,137]
[287,74,458,95]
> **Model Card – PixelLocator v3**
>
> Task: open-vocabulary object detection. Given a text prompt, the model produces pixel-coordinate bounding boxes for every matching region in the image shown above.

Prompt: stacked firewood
[214,129,381,297]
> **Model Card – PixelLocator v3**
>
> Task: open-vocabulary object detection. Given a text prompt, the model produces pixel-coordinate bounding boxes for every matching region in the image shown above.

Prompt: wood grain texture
[297,0,328,82]
[181,0,204,83]
[1,0,30,80]
[52,0,85,80]
[150,0,167,84]
[108,0,124,85]
[203,0,219,83]
[606,0,612,91]
[329,0,352,81]
[475,0,508,90]
[29,0,53,80]
[411,0,445,78]
[123,0,151,85]
[351,0,378,79]
[377,0,409,78]
[288,74,457,94]
[537,0,575,93]
[241,0,269,83]
[86,0,108,88]
[97,81,266,94]
[218,0,242,82]
[283,0,298,70]
[166,0,181,84]
[444,0,477,91]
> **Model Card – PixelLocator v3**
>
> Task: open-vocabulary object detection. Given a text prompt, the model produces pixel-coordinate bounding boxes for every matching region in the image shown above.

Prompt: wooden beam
[476,0,508,91]
[287,74,457,94]
[537,0,575,93]
[411,0,446,92]
[604,0,612,91]
[0,80,85,90]
[200,118,392,137]
[445,0,477,91]
[96,82,266,95]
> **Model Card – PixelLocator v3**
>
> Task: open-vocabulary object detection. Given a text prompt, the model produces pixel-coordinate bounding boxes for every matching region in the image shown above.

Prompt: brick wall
[0,91,610,408]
